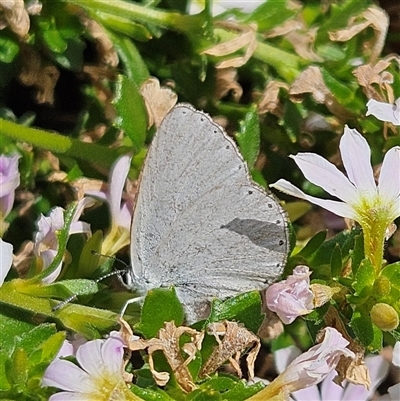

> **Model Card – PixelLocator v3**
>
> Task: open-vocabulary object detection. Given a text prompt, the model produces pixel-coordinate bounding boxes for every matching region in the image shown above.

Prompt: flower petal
[50,393,91,401]
[266,266,314,324]
[270,179,357,219]
[366,98,400,125]
[0,238,13,286]
[319,370,345,400]
[274,345,302,374]
[42,359,97,392]
[291,385,322,401]
[378,146,400,204]
[282,327,354,392]
[76,339,105,379]
[108,155,132,224]
[340,126,376,195]
[101,336,125,375]
[290,152,358,203]
[388,382,400,400]
[393,342,400,367]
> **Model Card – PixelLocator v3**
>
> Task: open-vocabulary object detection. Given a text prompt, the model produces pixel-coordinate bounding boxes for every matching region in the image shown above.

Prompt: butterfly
[125,104,289,323]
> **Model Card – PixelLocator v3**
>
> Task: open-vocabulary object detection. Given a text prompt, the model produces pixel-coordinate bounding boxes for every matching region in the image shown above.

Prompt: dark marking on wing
[221,218,284,250]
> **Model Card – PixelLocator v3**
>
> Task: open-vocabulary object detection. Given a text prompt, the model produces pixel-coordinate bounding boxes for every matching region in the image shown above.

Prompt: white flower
[34,198,94,283]
[249,328,355,400]
[85,154,133,255]
[275,345,389,401]
[0,237,13,286]
[271,126,400,223]
[366,98,400,125]
[42,332,138,401]
[271,126,400,270]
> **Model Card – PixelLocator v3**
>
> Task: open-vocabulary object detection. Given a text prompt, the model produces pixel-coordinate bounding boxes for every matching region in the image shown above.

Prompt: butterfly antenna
[52,252,130,312]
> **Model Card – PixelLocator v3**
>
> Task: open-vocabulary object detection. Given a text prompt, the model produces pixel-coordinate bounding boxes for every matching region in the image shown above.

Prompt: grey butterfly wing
[130,104,288,322]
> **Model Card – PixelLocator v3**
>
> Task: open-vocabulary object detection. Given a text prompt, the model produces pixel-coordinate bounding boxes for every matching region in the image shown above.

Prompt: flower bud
[370,303,399,331]
[373,276,391,297]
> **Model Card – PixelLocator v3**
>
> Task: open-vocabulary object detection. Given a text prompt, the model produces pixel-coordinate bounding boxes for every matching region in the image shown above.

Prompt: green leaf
[245,0,298,31]
[330,244,342,277]
[351,233,364,275]
[207,291,263,334]
[113,36,149,85]
[14,324,57,356]
[350,307,383,351]
[298,230,327,258]
[9,348,28,389]
[113,75,148,151]
[352,259,375,296]
[131,384,175,400]
[135,288,185,338]
[321,68,355,106]
[235,106,260,169]
[0,32,19,63]
[42,29,68,53]
[51,37,85,71]
[77,230,104,278]
[0,309,36,354]
[54,303,119,338]
[0,349,11,391]
[0,281,118,338]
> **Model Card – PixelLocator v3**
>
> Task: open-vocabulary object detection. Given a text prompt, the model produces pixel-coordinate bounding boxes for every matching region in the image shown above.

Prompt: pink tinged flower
[108,154,133,230]
[289,354,389,401]
[34,198,94,283]
[265,265,314,324]
[0,154,20,220]
[42,334,134,401]
[366,98,400,125]
[271,327,355,395]
[0,238,13,286]
[85,154,133,255]
[85,154,133,231]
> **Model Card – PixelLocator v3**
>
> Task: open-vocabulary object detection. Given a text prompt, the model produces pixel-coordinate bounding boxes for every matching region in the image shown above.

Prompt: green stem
[67,0,206,34]
[0,118,120,169]
[213,28,304,82]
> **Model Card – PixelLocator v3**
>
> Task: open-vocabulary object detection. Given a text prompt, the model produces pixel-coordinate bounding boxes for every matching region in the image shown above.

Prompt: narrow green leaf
[0,349,11,391]
[0,33,19,63]
[10,348,28,387]
[113,36,149,85]
[351,233,364,275]
[235,106,260,169]
[330,244,342,277]
[113,75,147,151]
[298,230,327,258]
[0,281,118,338]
